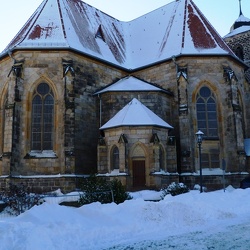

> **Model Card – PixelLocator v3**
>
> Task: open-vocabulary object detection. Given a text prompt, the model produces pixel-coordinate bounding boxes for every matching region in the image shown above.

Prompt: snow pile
[0,187,250,249]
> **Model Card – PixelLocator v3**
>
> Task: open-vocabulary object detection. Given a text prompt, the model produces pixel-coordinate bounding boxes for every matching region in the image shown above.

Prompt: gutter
[1,47,248,72]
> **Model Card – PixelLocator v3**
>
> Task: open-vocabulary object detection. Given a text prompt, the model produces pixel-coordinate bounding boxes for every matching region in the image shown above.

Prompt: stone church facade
[0,0,249,192]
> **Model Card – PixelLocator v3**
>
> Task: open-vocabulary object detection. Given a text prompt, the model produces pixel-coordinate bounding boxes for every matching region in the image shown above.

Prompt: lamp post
[196,130,204,193]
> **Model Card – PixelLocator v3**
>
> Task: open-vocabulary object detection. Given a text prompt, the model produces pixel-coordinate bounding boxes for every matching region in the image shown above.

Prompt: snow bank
[0,187,250,249]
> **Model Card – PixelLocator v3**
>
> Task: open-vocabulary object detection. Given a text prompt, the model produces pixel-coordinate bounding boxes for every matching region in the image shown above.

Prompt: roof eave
[1,47,247,72]
[94,89,172,96]
[0,46,130,71]
[100,124,173,131]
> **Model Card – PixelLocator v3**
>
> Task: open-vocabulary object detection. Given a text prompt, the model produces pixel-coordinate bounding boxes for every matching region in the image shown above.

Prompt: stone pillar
[226,68,246,171]
[97,136,108,173]
[118,134,128,173]
[2,63,20,175]
[150,133,160,172]
[63,60,75,174]
[166,136,177,172]
[177,67,192,172]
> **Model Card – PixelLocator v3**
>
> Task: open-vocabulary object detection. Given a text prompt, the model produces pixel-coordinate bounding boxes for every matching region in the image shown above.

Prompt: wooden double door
[132,160,146,188]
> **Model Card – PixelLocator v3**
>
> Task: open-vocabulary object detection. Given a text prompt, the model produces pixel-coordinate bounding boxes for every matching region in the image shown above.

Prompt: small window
[201,153,220,169]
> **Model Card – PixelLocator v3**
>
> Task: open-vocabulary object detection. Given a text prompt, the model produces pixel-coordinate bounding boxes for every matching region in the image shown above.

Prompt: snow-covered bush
[0,183,43,216]
[79,176,132,205]
[161,182,189,198]
[193,184,207,192]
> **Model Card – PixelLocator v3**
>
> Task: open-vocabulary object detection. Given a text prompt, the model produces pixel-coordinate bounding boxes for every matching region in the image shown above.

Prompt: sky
[0,0,250,52]
[0,187,250,249]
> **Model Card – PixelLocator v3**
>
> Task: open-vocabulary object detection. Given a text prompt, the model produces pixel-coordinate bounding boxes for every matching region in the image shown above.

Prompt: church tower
[224,0,250,170]
[224,0,250,82]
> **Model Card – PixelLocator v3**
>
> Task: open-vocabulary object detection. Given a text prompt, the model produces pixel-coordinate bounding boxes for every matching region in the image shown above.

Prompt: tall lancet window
[31,83,54,150]
[112,146,119,170]
[196,86,218,138]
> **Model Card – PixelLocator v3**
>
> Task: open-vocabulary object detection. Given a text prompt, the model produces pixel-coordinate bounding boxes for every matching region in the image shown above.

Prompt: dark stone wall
[99,92,173,128]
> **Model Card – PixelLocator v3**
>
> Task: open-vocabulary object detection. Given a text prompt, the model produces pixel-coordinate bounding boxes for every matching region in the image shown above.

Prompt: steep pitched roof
[100,98,173,130]
[94,76,170,95]
[1,0,234,70]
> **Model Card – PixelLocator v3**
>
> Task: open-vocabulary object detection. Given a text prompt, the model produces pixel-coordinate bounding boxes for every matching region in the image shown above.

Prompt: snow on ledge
[5,174,87,179]
[26,150,57,158]
[181,169,249,176]
[97,169,128,177]
[152,170,179,176]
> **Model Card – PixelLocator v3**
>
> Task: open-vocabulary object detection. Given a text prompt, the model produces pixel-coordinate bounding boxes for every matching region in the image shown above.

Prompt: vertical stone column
[231,77,246,171]
[166,136,177,172]
[224,67,246,171]
[1,103,14,175]
[2,68,18,175]
[63,60,75,174]
[118,134,128,173]
[97,136,107,173]
[150,133,160,172]
[176,67,192,172]
[231,77,244,151]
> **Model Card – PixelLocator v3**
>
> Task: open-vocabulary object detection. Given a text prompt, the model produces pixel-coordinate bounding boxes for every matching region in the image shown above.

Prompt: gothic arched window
[159,145,165,170]
[196,86,218,138]
[235,46,244,61]
[112,146,119,170]
[31,83,54,150]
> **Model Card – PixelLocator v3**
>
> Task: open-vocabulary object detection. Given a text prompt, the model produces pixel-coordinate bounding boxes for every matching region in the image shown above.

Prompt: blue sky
[0,0,249,52]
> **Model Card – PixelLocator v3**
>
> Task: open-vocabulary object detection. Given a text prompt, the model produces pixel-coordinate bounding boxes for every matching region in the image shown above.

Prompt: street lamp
[196,130,204,193]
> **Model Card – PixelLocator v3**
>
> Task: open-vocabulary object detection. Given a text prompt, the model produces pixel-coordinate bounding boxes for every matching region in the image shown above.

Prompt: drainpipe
[64,75,67,170]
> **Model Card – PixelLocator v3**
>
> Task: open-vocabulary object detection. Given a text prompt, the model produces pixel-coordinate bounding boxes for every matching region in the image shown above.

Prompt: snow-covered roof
[235,14,250,23]
[100,98,173,130]
[1,0,234,70]
[224,25,250,38]
[225,13,250,38]
[94,76,170,95]
[226,9,250,35]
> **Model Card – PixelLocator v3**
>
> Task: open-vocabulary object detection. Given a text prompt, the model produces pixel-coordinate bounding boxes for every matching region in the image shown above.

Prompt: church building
[0,0,249,192]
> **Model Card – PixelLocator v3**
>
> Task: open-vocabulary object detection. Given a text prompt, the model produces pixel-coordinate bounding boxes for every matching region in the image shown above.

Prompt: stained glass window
[196,86,218,138]
[31,83,54,150]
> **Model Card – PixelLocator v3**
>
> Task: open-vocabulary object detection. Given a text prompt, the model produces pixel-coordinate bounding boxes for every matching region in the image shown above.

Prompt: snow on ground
[0,187,250,249]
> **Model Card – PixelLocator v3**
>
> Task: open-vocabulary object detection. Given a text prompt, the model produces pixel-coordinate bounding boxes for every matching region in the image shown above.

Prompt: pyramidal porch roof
[100,98,173,130]
[1,0,235,70]
[94,76,170,95]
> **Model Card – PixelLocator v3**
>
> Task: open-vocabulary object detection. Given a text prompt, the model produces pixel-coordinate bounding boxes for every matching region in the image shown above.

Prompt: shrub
[161,182,189,199]
[79,175,132,205]
[0,183,43,216]
[110,178,132,204]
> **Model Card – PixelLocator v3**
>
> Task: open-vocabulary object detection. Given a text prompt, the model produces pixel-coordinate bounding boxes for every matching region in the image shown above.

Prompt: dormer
[95,25,105,42]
